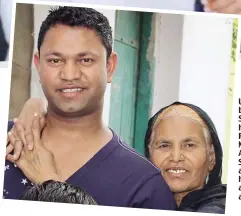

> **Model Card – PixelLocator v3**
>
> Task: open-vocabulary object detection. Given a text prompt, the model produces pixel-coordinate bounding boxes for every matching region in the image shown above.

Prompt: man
[4,6,176,210]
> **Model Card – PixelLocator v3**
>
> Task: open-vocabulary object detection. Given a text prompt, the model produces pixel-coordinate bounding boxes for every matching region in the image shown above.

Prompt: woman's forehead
[153,105,208,131]
[155,116,206,138]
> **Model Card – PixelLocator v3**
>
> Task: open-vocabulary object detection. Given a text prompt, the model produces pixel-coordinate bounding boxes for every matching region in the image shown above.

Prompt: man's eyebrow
[77,51,98,57]
[43,51,98,58]
[44,51,63,57]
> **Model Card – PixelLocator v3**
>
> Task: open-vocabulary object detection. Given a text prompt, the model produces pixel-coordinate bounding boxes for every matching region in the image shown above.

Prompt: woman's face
[150,115,214,195]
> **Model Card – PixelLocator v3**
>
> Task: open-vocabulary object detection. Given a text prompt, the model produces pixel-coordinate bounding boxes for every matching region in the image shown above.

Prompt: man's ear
[33,51,41,75]
[107,52,117,83]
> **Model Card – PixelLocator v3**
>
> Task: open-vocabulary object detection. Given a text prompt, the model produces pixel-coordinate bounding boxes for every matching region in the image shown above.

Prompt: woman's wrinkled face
[149,115,214,195]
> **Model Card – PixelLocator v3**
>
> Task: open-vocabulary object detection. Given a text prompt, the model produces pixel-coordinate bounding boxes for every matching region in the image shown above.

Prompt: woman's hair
[20,180,97,205]
[148,104,212,149]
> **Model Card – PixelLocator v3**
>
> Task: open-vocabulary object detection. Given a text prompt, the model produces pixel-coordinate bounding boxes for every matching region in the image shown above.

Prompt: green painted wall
[109,11,140,146]
[109,11,154,154]
[133,12,154,155]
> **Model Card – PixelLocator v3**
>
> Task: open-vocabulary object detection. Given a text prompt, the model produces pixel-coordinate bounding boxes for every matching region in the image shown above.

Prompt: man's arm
[131,173,177,210]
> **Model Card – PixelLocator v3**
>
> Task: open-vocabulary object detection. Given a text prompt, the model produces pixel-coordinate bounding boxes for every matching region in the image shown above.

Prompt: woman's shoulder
[196,197,226,214]
[180,196,226,214]
[179,184,226,214]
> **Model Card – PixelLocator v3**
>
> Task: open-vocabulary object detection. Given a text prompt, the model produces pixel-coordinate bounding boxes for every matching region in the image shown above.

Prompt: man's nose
[60,61,81,81]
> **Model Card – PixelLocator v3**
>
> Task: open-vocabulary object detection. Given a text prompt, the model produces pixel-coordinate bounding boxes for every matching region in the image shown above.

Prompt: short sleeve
[130,173,177,210]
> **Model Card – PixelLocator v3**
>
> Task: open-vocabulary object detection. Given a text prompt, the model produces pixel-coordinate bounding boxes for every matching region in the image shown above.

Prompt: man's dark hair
[38,6,113,58]
[20,180,97,205]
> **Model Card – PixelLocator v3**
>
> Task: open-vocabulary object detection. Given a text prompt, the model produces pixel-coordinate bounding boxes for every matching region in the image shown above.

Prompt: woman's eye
[185,143,195,148]
[159,143,170,148]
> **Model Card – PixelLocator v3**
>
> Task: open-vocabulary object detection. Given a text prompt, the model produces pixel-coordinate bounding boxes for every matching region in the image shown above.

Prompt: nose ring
[180,154,185,160]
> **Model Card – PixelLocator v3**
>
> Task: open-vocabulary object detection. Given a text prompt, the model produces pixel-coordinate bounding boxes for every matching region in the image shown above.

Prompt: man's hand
[7,114,60,184]
[202,0,241,14]
[6,98,47,161]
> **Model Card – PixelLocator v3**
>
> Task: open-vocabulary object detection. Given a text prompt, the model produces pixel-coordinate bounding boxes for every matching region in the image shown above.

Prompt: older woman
[144,101,226,213]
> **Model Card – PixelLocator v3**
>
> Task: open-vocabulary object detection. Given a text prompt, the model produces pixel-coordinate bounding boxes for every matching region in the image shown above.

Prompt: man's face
[34,24,116,118]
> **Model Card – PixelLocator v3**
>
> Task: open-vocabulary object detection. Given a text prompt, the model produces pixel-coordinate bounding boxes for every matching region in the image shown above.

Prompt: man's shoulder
[110,132,160,175]
[4,121,30,199]
[3,160,31,200]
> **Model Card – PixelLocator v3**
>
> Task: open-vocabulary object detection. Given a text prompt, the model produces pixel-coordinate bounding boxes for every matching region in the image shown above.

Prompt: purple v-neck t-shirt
[3,121,176,210]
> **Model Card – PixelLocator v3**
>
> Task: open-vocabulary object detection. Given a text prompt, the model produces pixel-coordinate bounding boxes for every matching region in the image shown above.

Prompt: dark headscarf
[144,101,226,211]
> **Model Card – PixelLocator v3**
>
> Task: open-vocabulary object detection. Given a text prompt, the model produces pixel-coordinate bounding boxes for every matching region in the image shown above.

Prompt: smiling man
[3,6,176,210]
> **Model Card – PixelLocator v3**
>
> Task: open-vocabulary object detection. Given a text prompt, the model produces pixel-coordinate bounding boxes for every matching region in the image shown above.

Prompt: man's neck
[41,108,113,181]
[42,108,112,150]
[46,109,104,133]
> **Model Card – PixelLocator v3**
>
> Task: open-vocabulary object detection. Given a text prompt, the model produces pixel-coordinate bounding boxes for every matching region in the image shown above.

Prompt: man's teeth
[168,169,186,173]
[61,88,82,93]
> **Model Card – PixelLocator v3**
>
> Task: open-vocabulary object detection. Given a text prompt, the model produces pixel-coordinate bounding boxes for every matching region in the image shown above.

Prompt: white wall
[31,4,51,104]
[0,61,8,68]
[30,4,116,125]
[151,13,184,116]
[179,15,233,147]
[152,13,233,147]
